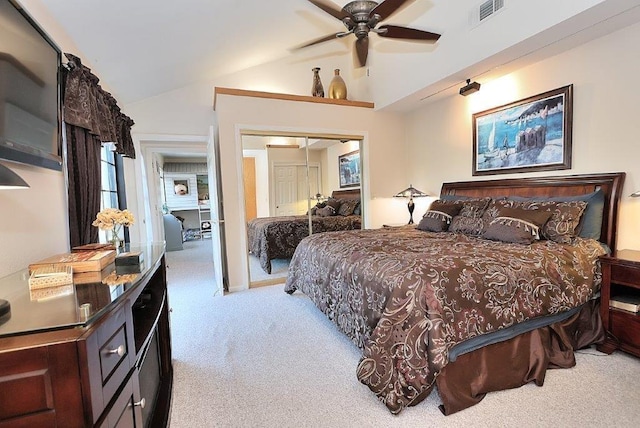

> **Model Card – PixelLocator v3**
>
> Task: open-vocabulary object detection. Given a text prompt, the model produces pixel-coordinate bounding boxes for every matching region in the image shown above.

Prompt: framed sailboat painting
[472,85,573,176]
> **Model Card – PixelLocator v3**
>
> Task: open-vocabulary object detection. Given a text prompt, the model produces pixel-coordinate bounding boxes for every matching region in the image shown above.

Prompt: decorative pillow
[518,200,587,244]
[416,200,462,232]
[483,206,552,244]
[316,206,335,217]
[480,198,518,233]
[449,198,492,236]
[337,199,359,216]
[325,198,341,214]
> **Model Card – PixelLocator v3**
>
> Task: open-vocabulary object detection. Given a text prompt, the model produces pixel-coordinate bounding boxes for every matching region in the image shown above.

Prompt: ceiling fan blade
[307,0,351,21]
[377,25,441,41]
[370,0,412,21]
[293,33,342,50]
[355,37,369,67]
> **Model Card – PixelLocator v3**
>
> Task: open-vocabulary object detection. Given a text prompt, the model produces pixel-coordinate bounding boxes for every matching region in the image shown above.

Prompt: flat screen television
[0,0,62,171]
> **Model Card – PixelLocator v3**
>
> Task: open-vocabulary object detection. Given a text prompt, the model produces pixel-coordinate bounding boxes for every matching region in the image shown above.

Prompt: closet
[241,133,362,285]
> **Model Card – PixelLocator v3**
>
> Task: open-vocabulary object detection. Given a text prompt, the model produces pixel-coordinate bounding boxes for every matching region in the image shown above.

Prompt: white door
[308,165,320,201]
[273,165,298,216]
[296,165,308,215]
[207,126,225,296]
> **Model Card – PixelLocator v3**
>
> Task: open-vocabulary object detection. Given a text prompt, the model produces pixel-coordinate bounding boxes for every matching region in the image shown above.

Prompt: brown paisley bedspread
[247,215,361,273]
[284,226,606,414]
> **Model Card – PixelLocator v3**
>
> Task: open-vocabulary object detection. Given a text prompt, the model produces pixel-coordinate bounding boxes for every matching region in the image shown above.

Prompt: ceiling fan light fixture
[459,79,481,96]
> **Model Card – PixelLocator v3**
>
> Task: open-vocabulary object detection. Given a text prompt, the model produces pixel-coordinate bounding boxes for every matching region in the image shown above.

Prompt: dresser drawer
[99,324,128,384]
[610,263,640,288]
[97,371,142,428]
[610,310,640,349]
[84,305,134,424]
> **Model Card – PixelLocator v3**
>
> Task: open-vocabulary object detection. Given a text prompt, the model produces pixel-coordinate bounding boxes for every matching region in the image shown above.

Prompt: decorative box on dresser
[597,249,640,358]
[0,244,173,427]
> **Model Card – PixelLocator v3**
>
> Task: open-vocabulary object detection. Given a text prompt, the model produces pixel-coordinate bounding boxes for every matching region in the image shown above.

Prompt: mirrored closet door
[241,133,363,287]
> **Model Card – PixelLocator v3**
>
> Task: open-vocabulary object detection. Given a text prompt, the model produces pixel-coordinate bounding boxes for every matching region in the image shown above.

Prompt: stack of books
[610,295,640,313]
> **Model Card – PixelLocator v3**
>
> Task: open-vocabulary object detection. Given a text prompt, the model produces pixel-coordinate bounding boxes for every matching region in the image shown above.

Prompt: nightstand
[597,249,640,358]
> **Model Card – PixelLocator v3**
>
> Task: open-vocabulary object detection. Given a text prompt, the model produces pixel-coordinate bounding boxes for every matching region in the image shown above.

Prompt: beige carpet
[166,240,640,427]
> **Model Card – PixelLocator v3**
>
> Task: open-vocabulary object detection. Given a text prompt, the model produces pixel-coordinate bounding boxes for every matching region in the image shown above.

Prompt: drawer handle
[105,344,125,357]
[132,398,146,409]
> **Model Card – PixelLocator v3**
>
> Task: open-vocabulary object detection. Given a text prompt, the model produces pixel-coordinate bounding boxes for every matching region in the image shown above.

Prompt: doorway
[135,133,225,296]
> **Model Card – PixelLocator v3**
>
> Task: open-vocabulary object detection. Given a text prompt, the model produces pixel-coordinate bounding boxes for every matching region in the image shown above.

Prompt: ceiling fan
[298,0,441,67]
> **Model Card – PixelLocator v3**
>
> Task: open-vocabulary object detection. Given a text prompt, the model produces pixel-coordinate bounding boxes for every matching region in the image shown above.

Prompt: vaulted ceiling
[24,0,640,111]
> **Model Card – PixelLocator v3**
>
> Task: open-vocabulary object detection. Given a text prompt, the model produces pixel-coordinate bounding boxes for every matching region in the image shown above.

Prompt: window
[100,144,119,210]
[99,143,127,242]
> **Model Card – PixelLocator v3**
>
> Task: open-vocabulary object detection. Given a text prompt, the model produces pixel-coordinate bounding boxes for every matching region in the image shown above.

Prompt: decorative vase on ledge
[311,67,324,97]
[328,68,347,100]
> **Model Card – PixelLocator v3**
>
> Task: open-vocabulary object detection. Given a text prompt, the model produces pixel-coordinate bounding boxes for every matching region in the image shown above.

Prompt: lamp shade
[0,163,29,189]
[394,185,428,199]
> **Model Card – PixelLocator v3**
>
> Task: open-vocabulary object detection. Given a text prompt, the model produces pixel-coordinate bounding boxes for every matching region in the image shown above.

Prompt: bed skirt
[433,299,605,415]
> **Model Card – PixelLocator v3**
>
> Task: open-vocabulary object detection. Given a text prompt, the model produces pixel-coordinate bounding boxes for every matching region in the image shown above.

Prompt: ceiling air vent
[470,0,505,27]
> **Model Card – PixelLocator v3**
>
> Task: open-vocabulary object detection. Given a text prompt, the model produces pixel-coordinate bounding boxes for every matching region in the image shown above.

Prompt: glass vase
[109,228,122,249]
[311,67,324,97]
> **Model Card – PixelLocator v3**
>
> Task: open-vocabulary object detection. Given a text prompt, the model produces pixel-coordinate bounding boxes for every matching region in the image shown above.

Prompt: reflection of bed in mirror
[247,189,361,274]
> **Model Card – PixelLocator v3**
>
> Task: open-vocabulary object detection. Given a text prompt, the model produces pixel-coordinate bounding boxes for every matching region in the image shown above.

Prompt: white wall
[405,20,640,251]
[0,161,67,277]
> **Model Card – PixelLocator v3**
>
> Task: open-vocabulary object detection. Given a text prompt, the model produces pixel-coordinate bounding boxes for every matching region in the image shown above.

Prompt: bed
[247,189,361,273]
[284,172,625,415]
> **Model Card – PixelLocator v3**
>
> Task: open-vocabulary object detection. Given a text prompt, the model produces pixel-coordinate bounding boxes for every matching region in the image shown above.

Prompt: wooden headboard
[331,189,361,199]
[441,173,626,250]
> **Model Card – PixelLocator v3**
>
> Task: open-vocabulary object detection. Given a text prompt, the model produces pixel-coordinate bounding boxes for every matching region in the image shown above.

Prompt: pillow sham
[518,200,587,244]
[483,206,552,244]
[324,198,341,215]
[337,199,359,216]
[416,201,463,232]
[440,194,472,202]
[353,201,361,216]
[510,189,604,240]
[316,206,335,217]
[449,197,491,236]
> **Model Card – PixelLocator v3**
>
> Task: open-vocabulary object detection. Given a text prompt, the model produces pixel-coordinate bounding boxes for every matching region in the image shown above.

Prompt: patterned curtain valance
[62,53,136,158]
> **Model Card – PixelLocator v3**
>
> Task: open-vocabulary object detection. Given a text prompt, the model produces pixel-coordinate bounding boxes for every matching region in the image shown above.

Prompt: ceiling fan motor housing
[343,1,381,38]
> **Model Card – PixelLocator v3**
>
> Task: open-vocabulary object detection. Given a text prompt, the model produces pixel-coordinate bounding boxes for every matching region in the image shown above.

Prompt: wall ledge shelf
[214,87,374,110]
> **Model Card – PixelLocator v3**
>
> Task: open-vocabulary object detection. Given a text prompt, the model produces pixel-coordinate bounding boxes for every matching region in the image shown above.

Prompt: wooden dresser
[0,244,172,427]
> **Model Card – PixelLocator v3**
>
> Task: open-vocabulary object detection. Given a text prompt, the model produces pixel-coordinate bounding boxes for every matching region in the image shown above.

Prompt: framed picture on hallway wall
[338,150,360,188]
[472,85,573,176]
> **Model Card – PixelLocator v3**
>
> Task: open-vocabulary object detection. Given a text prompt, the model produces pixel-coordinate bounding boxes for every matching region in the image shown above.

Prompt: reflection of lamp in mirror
[394,184,428,224]
[314,193,327,205]
[0,163,29,189]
